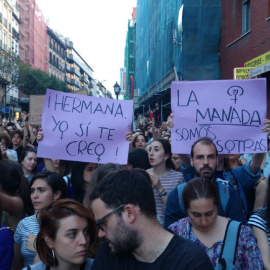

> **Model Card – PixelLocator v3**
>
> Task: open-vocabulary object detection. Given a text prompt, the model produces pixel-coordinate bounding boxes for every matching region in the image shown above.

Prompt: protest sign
[171,79,267,154]
[37,89,133,164]
[29,95,45,125]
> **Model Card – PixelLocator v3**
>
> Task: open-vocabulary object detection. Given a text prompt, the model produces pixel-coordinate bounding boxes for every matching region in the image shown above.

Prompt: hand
[26,233,36,253]
[36,128,43,143]
[21,111,28,121]
[263,119,270,135]
[126,131,133,144]
[148,171,163,191]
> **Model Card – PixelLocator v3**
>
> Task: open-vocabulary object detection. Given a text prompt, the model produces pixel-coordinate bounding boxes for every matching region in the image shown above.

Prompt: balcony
[65,76,71,84]
[70,67,75,74]
[66,52,74,61]
[12,28,20,40]
[80,76,89,84]
[66,64,71,72]
[74,68,81,77]
[66,40,73,49]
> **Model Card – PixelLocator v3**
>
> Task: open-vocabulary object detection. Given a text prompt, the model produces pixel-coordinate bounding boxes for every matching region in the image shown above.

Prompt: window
[8,36,11,51]
[3,5,7,27]
[242,0,251,34]
[3,31,7,50]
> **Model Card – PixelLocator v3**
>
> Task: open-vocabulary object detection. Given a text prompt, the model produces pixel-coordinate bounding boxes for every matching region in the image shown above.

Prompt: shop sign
[244,51,270,67]
[233,67,253,80]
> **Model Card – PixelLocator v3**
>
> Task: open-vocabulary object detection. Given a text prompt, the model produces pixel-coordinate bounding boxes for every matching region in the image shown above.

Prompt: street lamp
[113,81,121,100]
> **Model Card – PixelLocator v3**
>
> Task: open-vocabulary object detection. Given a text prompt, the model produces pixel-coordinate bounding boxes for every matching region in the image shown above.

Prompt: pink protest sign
[171,79,267,154]
[37,89,133,164]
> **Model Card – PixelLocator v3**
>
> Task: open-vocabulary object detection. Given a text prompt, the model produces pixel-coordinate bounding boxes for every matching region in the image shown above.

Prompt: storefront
[246,51,270,119]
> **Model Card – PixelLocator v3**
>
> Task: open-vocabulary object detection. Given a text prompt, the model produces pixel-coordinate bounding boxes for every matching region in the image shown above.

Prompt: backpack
[215,220,242,269]
[177,179,230,215]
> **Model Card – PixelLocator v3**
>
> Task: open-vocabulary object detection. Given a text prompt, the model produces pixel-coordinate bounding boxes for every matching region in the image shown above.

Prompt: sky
[36,0,137,96]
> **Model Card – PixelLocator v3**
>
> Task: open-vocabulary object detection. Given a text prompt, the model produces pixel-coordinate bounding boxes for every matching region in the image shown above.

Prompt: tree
[18,63,71,95]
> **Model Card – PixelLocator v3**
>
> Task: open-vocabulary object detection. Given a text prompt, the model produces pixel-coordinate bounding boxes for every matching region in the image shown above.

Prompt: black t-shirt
[92,234,213,270]
[15,145,23,159]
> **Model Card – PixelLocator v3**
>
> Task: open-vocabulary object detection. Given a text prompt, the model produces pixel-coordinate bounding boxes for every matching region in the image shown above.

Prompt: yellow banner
[233,67,253,80]
[244,51,270,67]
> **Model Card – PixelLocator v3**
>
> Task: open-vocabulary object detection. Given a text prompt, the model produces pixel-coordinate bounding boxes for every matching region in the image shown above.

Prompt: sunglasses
[96,204,126,231]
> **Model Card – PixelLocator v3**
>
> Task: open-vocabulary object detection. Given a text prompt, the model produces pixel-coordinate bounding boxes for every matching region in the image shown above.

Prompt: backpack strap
[217,220,242,269]
[177,183,187,215]
[216,180,230,214]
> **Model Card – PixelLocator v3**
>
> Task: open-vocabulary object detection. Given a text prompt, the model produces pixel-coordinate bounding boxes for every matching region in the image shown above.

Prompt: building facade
[47,26,66,82]
[133,0,221,119]
[17,0,47,72]
[0,0,21,117]
[220,0,270,118]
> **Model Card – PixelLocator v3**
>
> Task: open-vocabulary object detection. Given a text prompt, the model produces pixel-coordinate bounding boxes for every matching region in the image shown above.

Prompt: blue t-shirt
[0,225,14,270]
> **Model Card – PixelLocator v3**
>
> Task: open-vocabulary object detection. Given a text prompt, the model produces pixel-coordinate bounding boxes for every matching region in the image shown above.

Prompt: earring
[51,249,55,261]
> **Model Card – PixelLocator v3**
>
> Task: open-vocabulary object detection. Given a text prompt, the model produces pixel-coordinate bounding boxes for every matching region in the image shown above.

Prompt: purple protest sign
[37,89,133,164]
[171,79,267,154]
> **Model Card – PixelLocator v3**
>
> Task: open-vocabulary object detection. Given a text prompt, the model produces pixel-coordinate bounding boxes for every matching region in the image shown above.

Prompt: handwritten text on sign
[171,79,267,154]
[37,89,133,164]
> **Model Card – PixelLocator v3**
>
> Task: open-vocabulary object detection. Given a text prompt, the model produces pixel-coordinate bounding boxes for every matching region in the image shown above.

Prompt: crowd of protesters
[0,109,270,270]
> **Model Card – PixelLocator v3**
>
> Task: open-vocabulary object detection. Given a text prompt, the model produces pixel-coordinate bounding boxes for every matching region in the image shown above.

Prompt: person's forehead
[193,142,216,155]
[92,199,110,219]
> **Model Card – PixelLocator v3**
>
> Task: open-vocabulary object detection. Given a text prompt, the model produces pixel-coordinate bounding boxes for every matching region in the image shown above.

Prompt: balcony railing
[12,28,20,40]
[65,76,71,84]
[66,64,71,72]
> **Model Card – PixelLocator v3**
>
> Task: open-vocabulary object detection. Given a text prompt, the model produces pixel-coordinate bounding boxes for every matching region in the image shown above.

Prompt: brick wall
[220,0,270,118]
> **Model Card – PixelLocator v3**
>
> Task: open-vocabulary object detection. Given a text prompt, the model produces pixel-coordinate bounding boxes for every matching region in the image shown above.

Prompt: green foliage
[18,63,71,95]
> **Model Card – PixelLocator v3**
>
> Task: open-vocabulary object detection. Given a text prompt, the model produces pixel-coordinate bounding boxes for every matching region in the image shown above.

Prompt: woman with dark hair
[23,199,96,270]
[19,148,38,182]
[147,139,184,225]
[248,176,270,269]
[169,177,263,269]
[69,162,98,203]
[132,133,147,149]
[0,160,34,231]
[13,171,68,269]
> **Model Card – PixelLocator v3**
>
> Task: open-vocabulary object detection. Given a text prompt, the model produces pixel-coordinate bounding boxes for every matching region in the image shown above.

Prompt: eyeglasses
[96,204,126,231]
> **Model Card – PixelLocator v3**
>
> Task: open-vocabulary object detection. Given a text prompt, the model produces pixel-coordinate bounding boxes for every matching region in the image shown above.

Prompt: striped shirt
[14,214,40,267]
[248,206,270,245]
[148,169,184,225]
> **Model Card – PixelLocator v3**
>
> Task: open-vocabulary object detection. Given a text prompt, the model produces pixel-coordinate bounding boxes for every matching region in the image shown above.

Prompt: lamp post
[113,81,121,100]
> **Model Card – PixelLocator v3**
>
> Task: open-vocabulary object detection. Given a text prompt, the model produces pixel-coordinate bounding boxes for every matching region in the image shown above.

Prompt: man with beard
[90,169,213,270]
[164,138,250,227]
